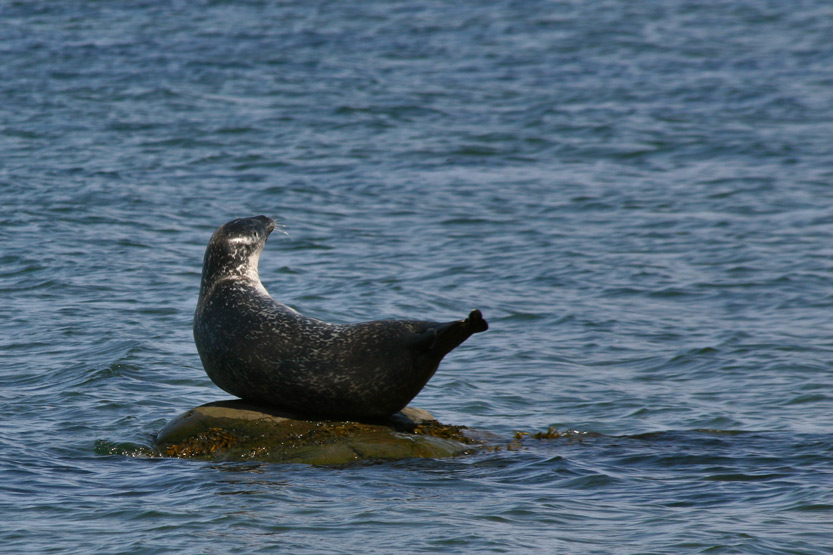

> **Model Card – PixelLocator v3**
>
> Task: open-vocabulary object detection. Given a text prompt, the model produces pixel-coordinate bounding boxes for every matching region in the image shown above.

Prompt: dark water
[2,1,833,552]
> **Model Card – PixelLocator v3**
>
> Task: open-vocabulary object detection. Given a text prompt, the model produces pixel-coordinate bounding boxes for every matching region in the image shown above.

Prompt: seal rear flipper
[412,310,488,362]
[464,309,488,333]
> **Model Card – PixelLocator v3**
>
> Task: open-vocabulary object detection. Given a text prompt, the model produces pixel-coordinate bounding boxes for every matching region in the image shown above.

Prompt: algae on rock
[155,400,482,465]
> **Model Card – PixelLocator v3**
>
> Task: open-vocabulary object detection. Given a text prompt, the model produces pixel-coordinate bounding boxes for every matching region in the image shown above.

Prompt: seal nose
[256,215,276,234]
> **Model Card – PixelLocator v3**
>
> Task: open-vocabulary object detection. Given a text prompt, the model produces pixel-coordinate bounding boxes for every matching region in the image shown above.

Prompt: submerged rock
[155,400,483,464]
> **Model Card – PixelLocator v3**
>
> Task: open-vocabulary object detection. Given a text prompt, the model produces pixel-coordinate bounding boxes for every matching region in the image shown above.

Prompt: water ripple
[2,0,833,552]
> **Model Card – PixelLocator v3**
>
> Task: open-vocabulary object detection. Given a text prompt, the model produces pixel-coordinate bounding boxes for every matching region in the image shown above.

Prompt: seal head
[198,215,275,298]
[193,215,488,420]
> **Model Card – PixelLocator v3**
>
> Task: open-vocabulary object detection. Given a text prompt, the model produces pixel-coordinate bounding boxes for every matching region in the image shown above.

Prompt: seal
[193,216,488,420]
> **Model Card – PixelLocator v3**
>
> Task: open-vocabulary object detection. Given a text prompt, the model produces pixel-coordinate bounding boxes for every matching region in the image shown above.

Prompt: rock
[155,400,482,464]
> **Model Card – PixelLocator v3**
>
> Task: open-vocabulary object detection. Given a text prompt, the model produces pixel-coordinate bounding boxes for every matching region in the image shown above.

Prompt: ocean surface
[2,1,833,552]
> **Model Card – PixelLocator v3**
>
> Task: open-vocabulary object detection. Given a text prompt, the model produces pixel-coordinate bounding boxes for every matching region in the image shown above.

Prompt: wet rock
[155,400,482,464]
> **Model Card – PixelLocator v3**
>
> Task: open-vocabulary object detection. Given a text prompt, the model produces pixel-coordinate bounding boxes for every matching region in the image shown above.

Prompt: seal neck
[198,242,265,299]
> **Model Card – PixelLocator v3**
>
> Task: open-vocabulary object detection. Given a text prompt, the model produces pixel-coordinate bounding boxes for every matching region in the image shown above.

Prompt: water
[2,0,833,552]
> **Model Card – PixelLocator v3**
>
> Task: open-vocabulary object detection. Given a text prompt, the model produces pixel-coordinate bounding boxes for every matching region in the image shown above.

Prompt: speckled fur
[193,216,488,420]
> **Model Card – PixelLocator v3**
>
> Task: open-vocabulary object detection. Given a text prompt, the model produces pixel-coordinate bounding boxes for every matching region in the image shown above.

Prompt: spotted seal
[193,216,488,420]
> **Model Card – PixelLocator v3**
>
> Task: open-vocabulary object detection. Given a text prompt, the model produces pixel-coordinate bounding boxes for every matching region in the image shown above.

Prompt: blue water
[2,1,833,552]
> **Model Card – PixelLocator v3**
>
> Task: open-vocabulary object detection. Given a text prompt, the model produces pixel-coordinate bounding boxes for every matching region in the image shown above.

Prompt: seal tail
[416,310,488,362]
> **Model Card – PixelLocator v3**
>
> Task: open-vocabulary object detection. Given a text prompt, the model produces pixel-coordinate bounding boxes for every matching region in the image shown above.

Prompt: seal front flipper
[412,310,488,363]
